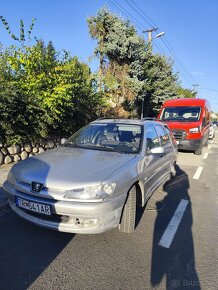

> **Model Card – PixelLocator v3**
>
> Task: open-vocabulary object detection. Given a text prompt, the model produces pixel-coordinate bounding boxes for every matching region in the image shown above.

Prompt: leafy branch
[0,16,36,45]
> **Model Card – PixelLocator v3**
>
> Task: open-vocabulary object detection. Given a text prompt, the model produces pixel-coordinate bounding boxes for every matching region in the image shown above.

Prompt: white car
[209,122,215,139]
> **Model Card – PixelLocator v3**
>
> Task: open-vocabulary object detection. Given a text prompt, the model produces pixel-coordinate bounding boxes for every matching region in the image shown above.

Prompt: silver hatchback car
[4,119,177,234]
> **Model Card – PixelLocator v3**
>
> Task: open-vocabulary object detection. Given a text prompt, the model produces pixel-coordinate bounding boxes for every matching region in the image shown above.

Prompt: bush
[0,41,103,144]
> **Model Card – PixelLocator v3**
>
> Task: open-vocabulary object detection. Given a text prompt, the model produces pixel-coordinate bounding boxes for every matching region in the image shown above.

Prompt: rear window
[161,106,201,122]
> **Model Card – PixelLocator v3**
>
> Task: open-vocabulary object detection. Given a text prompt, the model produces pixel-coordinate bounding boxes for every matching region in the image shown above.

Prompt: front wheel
[194,146,202,155]
[170,161,177,179]
[119,185,136,233]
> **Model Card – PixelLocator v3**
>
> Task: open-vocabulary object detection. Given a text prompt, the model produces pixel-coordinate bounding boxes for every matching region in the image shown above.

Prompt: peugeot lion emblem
[31,182,43,193]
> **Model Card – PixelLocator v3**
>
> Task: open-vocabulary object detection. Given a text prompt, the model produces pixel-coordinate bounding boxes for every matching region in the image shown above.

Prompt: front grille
[172,129,187,140]
[16,180,63,195]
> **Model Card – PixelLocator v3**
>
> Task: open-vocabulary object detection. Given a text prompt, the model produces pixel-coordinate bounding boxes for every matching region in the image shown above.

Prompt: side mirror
[150,146,165,154]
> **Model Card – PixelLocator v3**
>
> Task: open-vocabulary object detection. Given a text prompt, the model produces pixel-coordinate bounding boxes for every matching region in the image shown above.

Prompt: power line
[106,0,197,87]
[107,0,166,55]
[160,38,196,83]
[107,0,166,56]
[106,0,145,31]
[123,0,197,85]
[127,0,159,28]
[107,0,163,55]
[201,87,218,92]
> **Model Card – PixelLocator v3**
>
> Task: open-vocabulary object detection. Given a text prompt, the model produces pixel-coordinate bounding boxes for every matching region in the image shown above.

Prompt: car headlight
[7,170,16,185]
[189,127,200,133]
[64,183,116,201]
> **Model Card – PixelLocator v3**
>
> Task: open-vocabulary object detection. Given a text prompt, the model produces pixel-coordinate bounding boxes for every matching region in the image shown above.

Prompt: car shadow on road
[0,158,74,290]
[0,211,73,290]
[150,165,201,290]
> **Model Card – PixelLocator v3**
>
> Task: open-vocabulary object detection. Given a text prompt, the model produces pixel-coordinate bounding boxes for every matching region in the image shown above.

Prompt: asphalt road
[0,130,218,290]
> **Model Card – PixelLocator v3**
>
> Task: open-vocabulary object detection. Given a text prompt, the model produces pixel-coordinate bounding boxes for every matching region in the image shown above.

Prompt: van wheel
[195,146,202,155]
[119,185,136,233]
[204,139,208,146]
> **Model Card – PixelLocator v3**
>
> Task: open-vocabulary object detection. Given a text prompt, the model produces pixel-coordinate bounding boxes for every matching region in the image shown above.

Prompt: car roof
[163,98,206,107]
[91,118,164,126]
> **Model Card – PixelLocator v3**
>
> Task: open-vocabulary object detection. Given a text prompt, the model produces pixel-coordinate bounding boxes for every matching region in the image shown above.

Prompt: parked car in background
[209,121,215,139]
[158,98,211,155]
[3,119,177,234]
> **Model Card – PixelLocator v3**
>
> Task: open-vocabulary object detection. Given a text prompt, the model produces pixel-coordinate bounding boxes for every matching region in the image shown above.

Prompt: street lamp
[156,32,165,39]
[143,28,165,50]
[141,29,165,118]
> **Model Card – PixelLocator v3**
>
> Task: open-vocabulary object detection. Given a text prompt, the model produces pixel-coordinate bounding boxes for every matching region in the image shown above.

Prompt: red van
[158,98,211,155]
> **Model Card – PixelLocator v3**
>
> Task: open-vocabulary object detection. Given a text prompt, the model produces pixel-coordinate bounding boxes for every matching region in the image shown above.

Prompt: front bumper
[177,138,202,151]
[3,181,125,234]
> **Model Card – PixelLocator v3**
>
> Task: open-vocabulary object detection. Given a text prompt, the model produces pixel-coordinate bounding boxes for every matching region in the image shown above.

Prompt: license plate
[15,197,51,216]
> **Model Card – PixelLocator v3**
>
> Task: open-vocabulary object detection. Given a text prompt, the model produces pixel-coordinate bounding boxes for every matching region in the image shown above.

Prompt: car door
[155,124,174,176]
[142,124,163,198]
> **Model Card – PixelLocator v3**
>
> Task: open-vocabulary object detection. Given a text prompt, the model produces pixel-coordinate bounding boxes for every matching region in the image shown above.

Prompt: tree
[176,87,197,99]
[0,16,36,45]
[141,52,179,116]
[0,40,103,143]
[88,7,147,117]
[88,8,181,118]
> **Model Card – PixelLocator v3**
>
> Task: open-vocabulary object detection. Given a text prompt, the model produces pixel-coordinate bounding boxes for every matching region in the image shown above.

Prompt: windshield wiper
[63,142,81,148]
[64,142,132,154]
[78,144,116,151]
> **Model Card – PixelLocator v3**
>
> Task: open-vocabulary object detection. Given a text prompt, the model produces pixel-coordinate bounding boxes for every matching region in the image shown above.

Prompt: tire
[204,138,208,146]
[194,146,202,155]
[119,185,136,233]
[170,161,177,179]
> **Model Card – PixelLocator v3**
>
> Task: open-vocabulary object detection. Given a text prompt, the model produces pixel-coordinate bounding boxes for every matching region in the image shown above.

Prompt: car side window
[145,124,160,152]
[164,125,176,143]
[155,125,170,146]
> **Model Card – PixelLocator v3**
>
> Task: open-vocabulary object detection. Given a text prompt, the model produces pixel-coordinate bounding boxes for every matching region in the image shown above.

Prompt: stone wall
[0,137,66,166]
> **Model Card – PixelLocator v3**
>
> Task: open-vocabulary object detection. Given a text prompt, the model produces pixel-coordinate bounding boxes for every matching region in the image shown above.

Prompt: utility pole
[143,27,158,51]
[192,84,200,98]
[141,28,165,118]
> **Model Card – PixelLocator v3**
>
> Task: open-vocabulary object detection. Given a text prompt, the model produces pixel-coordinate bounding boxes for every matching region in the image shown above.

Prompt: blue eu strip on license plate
[15,196,51,216]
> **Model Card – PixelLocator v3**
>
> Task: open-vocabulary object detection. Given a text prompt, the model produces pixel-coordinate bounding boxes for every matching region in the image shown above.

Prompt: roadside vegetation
[0,8,196,144]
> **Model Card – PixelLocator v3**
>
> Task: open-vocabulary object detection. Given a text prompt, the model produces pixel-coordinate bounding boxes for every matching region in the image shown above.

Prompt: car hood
[12,147,136,190]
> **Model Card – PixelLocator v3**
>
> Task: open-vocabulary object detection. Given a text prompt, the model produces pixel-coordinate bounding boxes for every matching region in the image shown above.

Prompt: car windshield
[161,106,201,122]
[64,123,142,154]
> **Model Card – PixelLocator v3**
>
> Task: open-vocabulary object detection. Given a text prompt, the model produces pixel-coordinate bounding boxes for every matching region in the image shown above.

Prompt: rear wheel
[204,138,208,146]
[119,185,136,233]
[204,133,209,146]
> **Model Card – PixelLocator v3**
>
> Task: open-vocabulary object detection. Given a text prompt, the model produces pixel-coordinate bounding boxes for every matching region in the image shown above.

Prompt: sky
[1,0,218,111]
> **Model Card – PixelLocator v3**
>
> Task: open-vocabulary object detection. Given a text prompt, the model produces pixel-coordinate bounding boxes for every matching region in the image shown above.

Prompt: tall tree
[141,52,179,116]
[88,8,147,117]
[88,8,181,118]
[176,87,197,98]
